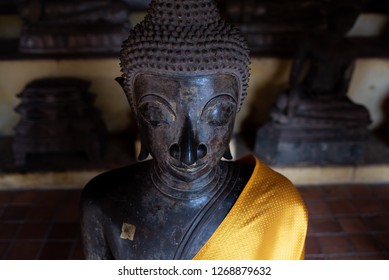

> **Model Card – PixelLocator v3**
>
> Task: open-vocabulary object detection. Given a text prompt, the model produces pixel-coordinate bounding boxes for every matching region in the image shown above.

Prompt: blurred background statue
[256,1,371,165]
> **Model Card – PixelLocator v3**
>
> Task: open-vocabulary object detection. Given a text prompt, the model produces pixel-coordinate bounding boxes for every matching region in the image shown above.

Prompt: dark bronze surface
[81,0,253,259]
[81,159,252,259]
[134,74,238,185]
[81,73,254,259]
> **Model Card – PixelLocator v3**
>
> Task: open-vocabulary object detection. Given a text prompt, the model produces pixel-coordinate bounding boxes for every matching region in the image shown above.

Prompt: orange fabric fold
[193,156,308,260]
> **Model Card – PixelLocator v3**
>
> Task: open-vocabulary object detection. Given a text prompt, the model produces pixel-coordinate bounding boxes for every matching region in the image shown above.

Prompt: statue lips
[166,158,212,182]
[171,161,207,174]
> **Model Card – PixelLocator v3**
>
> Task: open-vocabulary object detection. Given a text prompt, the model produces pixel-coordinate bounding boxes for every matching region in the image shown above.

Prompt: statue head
[326,1,363,36]
[120,0,250,183]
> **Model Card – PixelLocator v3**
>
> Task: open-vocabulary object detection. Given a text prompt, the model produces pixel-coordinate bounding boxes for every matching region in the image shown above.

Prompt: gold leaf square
[120,223,136,241]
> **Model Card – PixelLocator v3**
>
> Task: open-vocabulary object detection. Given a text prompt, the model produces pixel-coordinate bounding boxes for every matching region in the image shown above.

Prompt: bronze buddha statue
[255,3,371,165]
[272,3,370,125]
[81,0,307,260]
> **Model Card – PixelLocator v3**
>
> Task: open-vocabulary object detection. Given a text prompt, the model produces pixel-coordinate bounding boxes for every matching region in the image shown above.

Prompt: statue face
[134,73,239,182]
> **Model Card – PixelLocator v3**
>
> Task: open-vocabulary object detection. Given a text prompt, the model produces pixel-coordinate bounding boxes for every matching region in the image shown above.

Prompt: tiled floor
[0,184,388,260]
[302,184,389,259]
[0,189,83,260]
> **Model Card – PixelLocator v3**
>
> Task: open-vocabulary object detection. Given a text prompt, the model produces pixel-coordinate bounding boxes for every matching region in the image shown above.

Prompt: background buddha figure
[81,0,307,260]
[255,2,370,165]
[272,2,370,125]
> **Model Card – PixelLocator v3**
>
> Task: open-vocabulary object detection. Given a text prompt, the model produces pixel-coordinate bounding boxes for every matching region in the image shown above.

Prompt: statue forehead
[133,73,239,102]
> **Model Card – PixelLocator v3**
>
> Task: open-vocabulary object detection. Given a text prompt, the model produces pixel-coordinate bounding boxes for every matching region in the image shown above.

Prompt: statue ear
[222,145,233,160]
[137,132,150,161]
[138,143,150,161]
[115,77,125,89]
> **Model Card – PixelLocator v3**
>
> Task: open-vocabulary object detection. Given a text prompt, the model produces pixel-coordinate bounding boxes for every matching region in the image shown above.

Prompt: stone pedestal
[255,122,369,165]
[13,78,106,165]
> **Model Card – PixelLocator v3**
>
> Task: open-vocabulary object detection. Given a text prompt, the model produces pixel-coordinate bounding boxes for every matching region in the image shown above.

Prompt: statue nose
[169,118,207,165]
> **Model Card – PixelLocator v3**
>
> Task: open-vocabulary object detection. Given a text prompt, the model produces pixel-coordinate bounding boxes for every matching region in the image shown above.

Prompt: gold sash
[193,156,308,260]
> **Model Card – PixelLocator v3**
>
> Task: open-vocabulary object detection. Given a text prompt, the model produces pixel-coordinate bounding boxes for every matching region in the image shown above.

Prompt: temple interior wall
[0,57,388,136]
[0,12,388,136]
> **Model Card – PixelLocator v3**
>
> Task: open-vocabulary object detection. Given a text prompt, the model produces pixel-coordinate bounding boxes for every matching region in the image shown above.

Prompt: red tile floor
[0,184,388,260]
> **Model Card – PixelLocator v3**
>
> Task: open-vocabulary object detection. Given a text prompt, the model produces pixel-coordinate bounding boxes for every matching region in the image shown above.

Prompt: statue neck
[150,161,225,200]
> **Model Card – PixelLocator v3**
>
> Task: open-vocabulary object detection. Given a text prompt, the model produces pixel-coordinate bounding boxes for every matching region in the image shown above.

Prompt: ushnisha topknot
[120,0,250,114]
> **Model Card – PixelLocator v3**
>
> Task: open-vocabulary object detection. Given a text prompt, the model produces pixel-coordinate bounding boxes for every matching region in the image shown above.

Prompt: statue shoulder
[81,160,152,207]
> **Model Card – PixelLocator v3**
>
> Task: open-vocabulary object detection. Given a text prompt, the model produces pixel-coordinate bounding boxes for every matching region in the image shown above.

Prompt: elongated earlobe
[137,132,150,161]
[115,77,125,88]
[138,143,150,161]
[222,145,233,160]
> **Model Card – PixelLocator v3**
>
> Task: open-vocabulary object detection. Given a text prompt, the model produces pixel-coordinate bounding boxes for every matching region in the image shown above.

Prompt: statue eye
[201,97,236,127]
[139,102,174,127]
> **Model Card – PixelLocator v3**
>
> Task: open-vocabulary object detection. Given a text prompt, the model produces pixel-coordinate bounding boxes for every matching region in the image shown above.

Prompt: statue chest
[101,190,222,259]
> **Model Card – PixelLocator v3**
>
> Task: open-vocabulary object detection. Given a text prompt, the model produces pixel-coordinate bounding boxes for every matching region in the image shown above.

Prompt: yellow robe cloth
[193,156,308,260]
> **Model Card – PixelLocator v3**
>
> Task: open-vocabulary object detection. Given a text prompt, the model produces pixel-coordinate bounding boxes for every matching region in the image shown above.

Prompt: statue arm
[289,41,308,90]
[80,186,114,260]
[286,40,310,117]
[337,59,355,96]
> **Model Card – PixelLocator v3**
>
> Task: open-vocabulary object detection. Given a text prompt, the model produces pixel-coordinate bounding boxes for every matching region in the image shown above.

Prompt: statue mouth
[170,161,207,174]
[151,158,222,200]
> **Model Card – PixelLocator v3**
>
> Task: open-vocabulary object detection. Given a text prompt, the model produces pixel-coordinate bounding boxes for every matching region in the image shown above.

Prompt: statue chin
[169,162,209,182]
[155,157,218,184]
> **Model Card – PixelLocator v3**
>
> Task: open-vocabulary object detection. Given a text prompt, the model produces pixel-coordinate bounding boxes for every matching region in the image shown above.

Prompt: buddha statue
[81,0,307,260]
[256,3,371,164]
[273,25,370,125]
